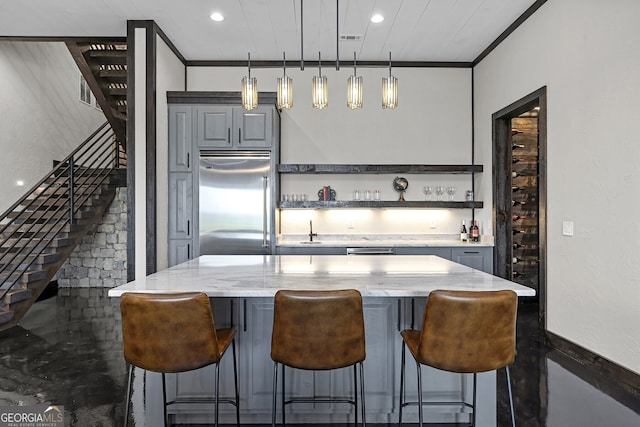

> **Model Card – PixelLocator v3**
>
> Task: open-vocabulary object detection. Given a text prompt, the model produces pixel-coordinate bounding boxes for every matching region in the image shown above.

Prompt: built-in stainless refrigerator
[199,151,273,255]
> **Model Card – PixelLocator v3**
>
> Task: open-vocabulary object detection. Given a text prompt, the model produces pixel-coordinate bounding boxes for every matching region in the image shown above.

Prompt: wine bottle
[512,143,526,150]
[511,129,523,136]
[513,242,537,249]
[512,200,526,206]
[512,271,522,278]
[512,214,526,221]
[512,229,526,235]
[470,220,480,242]
[512,157,522,164]
[460,220,468,242]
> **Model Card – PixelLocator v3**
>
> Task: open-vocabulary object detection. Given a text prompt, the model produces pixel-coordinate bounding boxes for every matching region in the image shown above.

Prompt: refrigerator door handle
[262,176,269,248]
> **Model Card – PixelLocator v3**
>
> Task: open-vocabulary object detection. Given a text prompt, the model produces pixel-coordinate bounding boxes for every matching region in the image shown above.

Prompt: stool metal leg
[272,362,278,427]
[281,365,286,426]
[124,364,133,427]
[232,339,240,426]
[214,363,220,427]
[353,364,358,426]
[161,373,167,427]
[506,366,516,427]
[472,373,477,427]
[359,361,366,427]
[399,342,405,425]
[416,360,423,427]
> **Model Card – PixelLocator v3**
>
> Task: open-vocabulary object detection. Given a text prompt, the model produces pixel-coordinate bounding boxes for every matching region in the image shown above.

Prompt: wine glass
[435,186,444,201]
[423,186,433,201]
[447,186,456,200]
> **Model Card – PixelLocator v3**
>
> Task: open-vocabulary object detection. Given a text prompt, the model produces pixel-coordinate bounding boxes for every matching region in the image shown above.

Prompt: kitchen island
[109,255,534,426]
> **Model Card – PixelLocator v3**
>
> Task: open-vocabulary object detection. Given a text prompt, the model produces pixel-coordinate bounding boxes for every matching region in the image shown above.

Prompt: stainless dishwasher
[346,247,396,255]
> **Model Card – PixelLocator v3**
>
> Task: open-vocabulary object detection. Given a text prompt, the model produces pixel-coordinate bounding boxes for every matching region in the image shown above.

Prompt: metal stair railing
[0,121,126,300]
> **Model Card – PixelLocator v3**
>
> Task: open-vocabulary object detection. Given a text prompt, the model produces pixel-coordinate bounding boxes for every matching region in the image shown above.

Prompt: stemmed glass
[423,186,433,201]
[447,186,457,201]
[435,186,445,201]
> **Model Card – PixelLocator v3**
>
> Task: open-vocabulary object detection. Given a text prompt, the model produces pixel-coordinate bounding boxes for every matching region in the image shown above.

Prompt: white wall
[474,0,640,373]
[187,66,479,236]
[155,35,186,271]
[0,41,105,213]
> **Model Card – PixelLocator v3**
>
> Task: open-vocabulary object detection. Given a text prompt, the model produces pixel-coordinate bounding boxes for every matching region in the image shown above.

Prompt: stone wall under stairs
[56,188,127,288]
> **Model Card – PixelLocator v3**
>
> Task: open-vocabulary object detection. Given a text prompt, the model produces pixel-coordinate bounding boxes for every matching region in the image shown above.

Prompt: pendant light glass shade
[277,52,293,110]
[242,53,258,110]
[347,52,363,109]
[382,52,398,109]
[312,52,328,109]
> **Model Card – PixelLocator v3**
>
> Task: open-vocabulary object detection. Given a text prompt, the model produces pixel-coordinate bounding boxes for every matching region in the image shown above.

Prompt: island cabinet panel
[164,299,239,422]
[240,298,398,419]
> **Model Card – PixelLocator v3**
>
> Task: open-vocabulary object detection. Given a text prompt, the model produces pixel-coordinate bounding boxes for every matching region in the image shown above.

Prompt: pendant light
[347,52,363,109]
[312,52,328,109]
[241,52,258,110]
[277,52,293,110]
[382,52,398,109]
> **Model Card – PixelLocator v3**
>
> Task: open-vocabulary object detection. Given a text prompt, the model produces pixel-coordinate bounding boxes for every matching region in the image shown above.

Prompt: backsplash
[279,209,491,236]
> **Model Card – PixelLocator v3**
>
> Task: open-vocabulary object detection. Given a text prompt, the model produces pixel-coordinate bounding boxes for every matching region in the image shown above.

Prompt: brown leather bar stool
[399,289,517,427]
[270,289,367,426]
[120,292,239,427]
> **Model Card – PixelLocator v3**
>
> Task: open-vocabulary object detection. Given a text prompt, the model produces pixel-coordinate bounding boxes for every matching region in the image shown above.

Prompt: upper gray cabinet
[197,105,273,149]
[168,105,193,172]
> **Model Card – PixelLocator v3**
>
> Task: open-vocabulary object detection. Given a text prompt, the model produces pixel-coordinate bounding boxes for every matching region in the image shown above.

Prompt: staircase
[0,122,126,330]
[66,40,127,144]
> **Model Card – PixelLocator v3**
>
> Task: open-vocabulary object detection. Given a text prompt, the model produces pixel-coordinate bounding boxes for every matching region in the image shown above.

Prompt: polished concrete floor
[0,288,638,426]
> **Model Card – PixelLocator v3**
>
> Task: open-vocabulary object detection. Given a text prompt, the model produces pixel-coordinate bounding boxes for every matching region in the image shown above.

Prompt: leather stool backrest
[271,289,366,370]
[417,289,517,373]
[120,292,220,373]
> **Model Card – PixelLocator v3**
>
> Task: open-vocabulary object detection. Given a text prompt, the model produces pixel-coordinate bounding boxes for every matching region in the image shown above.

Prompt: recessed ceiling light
[210,12,224,22]
[371,14,384,24]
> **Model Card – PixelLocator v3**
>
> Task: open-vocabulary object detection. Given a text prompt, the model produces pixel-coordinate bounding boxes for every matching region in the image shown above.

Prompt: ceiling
[0,0,539,63]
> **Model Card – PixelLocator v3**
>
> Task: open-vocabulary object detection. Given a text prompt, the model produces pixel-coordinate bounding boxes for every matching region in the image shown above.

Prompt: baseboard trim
[545,331,640,409]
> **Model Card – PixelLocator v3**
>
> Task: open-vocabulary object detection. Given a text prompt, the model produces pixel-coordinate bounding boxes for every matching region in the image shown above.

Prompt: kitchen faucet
[308,220,318,242]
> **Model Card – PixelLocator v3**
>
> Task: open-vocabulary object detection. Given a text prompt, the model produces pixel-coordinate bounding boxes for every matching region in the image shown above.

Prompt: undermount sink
[300,241,322,244]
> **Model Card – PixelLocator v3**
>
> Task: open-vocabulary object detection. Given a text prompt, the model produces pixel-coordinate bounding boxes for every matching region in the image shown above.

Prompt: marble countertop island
[108,255,534,297]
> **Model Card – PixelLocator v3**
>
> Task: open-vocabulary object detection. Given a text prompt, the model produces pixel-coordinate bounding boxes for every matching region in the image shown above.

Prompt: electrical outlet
[430,220,437,229]
[347,221,354,230]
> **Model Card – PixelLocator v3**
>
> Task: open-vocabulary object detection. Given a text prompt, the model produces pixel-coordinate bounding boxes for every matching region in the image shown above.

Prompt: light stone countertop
[108,255,534,297]
[276,234,494,247]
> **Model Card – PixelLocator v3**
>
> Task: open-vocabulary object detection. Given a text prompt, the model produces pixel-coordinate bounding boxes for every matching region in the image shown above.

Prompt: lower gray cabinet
[168,239,192,267]
[394,247,452,258]
[451,247,493,273]
[168,172,194,267]
[276,246,347,255]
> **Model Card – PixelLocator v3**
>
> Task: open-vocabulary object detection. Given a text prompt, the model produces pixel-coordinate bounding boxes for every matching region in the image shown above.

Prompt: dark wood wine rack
[511,118,540,292]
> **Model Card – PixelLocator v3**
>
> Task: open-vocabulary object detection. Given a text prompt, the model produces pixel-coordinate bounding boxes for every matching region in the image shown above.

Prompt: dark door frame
[492,86,547,327]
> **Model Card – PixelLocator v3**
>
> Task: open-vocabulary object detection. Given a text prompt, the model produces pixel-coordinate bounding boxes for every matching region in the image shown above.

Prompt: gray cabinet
[168,106,193,172]
[168,172,193,267]
[197,105,273,149]
[168,101,279,267]
[394,247,452,258]
[276,246,346,255]
[452,247,493,273]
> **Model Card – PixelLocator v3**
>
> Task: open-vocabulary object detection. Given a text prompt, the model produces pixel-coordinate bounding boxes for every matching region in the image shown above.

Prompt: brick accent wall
[57,188,127,288]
